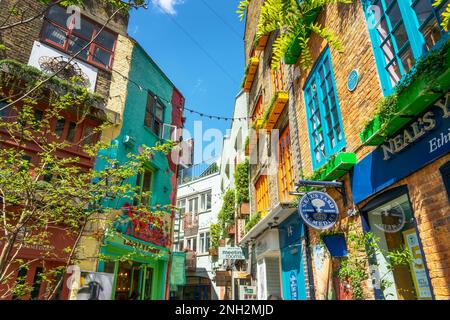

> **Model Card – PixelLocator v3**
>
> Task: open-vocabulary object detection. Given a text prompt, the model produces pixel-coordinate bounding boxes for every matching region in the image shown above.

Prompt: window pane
[66,122,76,142]
[95,29,116,51]
[387,2,402,27]
[82,126,94,145]
[155,103,164,121]
[414,0,433,25]
[68,35,89,60]
[55,119,65,137]
[206,192,212,210]
[43,23,67,47]
[47,6,70,27]
[73,18,95,40]
[93,47,112,68]
[393,23,408,49]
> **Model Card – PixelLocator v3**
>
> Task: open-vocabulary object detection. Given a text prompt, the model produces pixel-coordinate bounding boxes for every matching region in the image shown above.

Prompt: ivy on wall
[235,158,250,205]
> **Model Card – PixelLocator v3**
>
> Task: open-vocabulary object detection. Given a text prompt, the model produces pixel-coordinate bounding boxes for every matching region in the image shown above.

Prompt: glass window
[66,122,77,142]
[278,126,294,203]
[255,175,269,212]
[440,161,450,200]
[144,94,165,138]
[199,232,211,253]
[304,48,346,169]
[42,6,117,70]
[188,198,198,214]
[364,0,449,94]
[134,169,153,206]
[0,101,10,119]
[55,119,65,137]
[366,194,433,300]
[82,125,95,146]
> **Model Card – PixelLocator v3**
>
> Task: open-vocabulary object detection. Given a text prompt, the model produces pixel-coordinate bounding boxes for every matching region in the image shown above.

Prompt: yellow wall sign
[402,229,432,300]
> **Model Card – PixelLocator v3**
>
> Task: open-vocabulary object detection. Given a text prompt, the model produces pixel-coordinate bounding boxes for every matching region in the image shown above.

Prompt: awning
[239,203,297,246]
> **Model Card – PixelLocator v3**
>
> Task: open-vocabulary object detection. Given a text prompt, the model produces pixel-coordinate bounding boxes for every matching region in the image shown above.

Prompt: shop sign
[352,93,450,205]
[113,205,170,248]
[403,229,433,300]
[239,286,257,300]
[122,238,160,255]
[289,272,298,300]
[279,213,304,249]
[298,191,339,230]
[170,252,186,286]
[219,247,246,260]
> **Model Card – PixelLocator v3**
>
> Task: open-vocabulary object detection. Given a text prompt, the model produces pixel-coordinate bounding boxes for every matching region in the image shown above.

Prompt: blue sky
[129,0,245,160]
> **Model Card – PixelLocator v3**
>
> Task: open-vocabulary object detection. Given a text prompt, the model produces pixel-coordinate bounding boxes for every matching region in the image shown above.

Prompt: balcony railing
[178,159,219,185]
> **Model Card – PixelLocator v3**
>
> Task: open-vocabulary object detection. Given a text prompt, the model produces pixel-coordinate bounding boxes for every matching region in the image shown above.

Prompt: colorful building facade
[73,38,185,300]
[240,0,450,301]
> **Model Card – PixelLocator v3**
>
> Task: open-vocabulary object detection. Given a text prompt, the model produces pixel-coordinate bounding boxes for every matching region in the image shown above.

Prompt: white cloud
[152,0,184,15]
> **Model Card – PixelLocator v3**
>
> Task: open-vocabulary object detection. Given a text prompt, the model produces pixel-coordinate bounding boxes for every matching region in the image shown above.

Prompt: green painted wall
[96,41,176,209]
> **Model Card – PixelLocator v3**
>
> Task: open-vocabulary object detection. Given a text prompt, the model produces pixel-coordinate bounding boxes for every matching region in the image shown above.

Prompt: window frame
[255,175,269,212]
[134,167,155,207]
[278,126,294,203]
[144,93,165,138]
[362,0,450,95]
[41,6,117,71]
[304,47,346,170]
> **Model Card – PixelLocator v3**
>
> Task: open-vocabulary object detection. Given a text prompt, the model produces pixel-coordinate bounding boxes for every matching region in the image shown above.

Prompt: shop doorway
[114,262,154,300]
[362,188,433,300]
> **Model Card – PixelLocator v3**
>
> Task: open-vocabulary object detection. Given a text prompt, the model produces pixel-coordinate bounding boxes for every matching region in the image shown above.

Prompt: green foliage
[434,0,450,31]
[363,39,449,138]
[0,60,175,299]
[218,189,236,226]
[210,223,221,249]
[234,158,250,204]
[335,224,412,300]
[245,212,261,233]
[238,0,352,70]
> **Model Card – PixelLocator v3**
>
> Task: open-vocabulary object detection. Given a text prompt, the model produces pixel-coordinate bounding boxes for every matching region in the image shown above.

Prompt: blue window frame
[304,47,346,170]
[363,0,449,95]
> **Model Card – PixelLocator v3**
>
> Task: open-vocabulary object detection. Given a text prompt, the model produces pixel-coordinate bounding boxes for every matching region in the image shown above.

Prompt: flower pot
[209,247,218,256]
[219,239,225,247]
[240,203,250,216]
[322,234,348,258]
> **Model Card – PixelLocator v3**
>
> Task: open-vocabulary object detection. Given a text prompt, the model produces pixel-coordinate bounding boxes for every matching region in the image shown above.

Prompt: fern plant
[433,0,450,31]
[237,0,352,69]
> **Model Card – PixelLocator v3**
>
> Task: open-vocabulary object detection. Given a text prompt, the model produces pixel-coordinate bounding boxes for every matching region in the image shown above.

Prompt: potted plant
[209,247,218,256]
[321,233,348,258]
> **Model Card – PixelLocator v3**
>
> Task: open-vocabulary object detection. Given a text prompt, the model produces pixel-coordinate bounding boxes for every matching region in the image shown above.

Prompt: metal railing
[178,159,220,185]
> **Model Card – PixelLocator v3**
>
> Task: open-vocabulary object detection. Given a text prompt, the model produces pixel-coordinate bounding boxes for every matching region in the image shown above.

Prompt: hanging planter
[321,233,348,258]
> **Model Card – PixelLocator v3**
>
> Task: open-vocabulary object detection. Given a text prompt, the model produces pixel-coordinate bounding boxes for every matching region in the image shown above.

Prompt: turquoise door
[281,241,306,300]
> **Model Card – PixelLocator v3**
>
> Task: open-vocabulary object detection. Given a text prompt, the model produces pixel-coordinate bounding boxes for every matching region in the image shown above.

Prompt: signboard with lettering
[219,247,246,260]
[347,69,359,92]
[403,229,433,300]
[352,93,450,204]
[170,252,186,286]
[298,191,339,230]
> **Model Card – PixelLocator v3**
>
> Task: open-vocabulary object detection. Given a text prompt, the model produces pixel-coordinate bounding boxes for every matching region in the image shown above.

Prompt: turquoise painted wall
[96,41,176,209]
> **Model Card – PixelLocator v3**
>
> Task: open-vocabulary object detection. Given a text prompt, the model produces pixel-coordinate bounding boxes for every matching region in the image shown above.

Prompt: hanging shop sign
[170,252,187,286]
[347,69,359,92]
[403,229,433,300]
[298,191,339,230]
[352,93,450,204]
[219,247,246,260]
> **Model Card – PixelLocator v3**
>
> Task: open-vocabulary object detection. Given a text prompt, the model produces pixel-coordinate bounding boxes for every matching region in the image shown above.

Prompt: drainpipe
[304,226,316,300]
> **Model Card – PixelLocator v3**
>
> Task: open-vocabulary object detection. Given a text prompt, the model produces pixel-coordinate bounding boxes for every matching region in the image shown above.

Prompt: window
[200,191,212,212]
[82,125,95,146]
[252,95,264,121]
[42,6,117,70]
[55,119,65,137]
[177,199,186,215]
[440,161,450,200]
[188,197,199,215]
[271,61,284,93]
[30,267,44,300]
[255,175,269,212]
[12,266,28,300]
[0,101,9,119]
[185,237,197,252]
[278,127,294,203]
[134,169,153,206]
[66,122,77,142]
[144,94,165,138]
[304,48,346,169]
[199,232,210,253]
[364,0,449,95]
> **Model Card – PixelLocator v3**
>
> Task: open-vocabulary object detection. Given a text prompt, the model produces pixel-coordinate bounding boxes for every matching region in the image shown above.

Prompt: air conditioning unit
[123,135,136,147]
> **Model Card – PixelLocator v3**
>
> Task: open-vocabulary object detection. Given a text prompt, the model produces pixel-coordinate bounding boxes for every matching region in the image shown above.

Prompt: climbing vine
[235,158,250,205]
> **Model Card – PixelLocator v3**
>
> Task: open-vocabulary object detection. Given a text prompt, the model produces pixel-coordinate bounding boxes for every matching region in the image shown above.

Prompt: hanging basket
[322,233,348,258]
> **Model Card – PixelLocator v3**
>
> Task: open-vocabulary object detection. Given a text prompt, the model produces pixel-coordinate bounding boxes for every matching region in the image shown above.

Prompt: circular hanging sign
[347,69,359,92]
[298,191,339,230]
